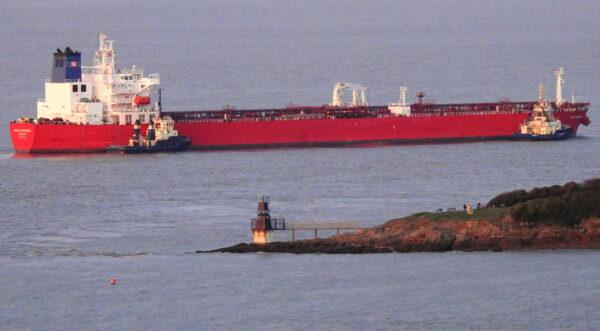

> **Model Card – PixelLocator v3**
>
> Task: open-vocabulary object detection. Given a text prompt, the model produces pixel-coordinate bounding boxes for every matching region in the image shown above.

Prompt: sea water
[1,1,600,329]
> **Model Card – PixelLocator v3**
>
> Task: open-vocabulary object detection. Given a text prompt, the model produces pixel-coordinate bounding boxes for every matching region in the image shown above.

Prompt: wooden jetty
[286,221,363,241]
[250,195,362,244]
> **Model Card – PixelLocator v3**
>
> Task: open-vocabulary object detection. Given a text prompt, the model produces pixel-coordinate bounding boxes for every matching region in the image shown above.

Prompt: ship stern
[9,122,36,153]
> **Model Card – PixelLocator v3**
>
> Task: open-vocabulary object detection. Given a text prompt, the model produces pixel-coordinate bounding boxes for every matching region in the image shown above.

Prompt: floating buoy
[109,278,117,285]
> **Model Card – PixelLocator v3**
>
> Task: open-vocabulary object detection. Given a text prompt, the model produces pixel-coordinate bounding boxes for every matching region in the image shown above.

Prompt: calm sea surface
[1,0,600,329]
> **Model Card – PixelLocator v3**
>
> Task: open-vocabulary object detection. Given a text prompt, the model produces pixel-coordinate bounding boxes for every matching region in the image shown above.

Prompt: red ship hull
[9,108,590,154]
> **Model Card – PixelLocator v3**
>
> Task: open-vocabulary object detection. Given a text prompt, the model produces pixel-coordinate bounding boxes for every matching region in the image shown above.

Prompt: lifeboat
[133,95,151,105]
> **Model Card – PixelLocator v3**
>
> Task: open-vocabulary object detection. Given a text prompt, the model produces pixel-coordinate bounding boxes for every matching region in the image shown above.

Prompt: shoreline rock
[198,216,600,254]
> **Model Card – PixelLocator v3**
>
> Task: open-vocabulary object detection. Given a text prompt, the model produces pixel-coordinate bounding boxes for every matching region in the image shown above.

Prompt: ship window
[81,84,87,92]
[72,85,78,92]
[125,115,132,124]
[139,115,145,123]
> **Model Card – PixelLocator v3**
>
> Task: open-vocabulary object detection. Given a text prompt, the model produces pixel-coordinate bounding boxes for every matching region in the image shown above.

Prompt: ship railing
[35,119,82,125]
[408,110,519,117]
[175,115,334,123]
[82,67,104,75]
[116,68,144,75]
[166,105,587,123]
[79,97,101,103]
[171,112,491,123]
[44,79,81,83]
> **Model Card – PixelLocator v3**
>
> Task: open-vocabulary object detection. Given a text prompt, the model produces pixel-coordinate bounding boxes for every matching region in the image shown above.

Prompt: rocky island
[200,179,600,254]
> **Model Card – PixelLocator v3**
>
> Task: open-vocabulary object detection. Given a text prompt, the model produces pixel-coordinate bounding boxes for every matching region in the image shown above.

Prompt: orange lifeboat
[133,95,151,105]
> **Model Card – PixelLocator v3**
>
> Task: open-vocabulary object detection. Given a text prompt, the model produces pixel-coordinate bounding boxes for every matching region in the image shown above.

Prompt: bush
[528,185,565,200]
[492,178,600,226]
[487,189,529,208]
[562,181,578,194]
[582,178,600,192]
[510,190,600,227]
[565,191,600,222]
[487,178,600,208]
[510,197,568,226]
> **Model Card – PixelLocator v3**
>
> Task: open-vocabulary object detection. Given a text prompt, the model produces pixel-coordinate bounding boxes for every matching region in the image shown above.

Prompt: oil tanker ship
[9,33,591,154]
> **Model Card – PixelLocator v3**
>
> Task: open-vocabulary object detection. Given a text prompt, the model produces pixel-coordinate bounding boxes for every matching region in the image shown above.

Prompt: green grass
[406,207,510,222]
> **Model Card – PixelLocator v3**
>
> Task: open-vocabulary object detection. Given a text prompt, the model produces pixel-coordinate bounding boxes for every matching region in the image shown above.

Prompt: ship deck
[162,101,589,123]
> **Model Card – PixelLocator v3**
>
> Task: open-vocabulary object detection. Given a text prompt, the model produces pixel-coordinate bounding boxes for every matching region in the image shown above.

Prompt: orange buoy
[109,278,117,285]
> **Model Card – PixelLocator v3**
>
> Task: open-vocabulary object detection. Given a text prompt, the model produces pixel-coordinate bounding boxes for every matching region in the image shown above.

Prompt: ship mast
[398,87,407,106]
[94,32,115,73]
[538,82,545,103]
[555,67,564,107]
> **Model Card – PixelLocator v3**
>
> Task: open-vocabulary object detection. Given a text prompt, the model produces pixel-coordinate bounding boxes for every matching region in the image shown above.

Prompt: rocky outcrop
[201,178,600,254]
[200,216,600,254]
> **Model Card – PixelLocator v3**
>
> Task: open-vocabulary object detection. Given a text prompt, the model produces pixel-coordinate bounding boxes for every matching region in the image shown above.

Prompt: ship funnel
[146,120,156,141]
[128,119,142,146]
[51,47,81,83]
[133,119,141,139]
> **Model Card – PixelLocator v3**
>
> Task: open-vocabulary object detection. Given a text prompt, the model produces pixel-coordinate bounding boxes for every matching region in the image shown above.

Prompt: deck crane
[330,82,368,107]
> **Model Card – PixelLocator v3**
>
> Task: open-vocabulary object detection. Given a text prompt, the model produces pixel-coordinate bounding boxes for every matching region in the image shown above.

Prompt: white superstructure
[520,82,562,135]
[36,33,160,125]
[37,78,104,124]
[388,87,411,116]
[519,102,562,135]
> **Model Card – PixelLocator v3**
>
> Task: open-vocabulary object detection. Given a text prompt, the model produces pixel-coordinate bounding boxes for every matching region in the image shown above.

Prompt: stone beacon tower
[250,195,285,244]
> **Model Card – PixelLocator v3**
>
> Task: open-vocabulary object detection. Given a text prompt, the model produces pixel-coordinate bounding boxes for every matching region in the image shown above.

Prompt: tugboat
[107,117,191,153]
[511,83,572,141]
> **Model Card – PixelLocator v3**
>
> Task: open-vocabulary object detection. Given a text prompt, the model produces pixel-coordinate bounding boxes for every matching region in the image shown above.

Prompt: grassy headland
[201,179,600,254]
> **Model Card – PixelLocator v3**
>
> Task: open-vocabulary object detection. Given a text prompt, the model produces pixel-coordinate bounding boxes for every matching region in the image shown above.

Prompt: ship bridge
[37,32,161,125]
[80,32,161,125]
